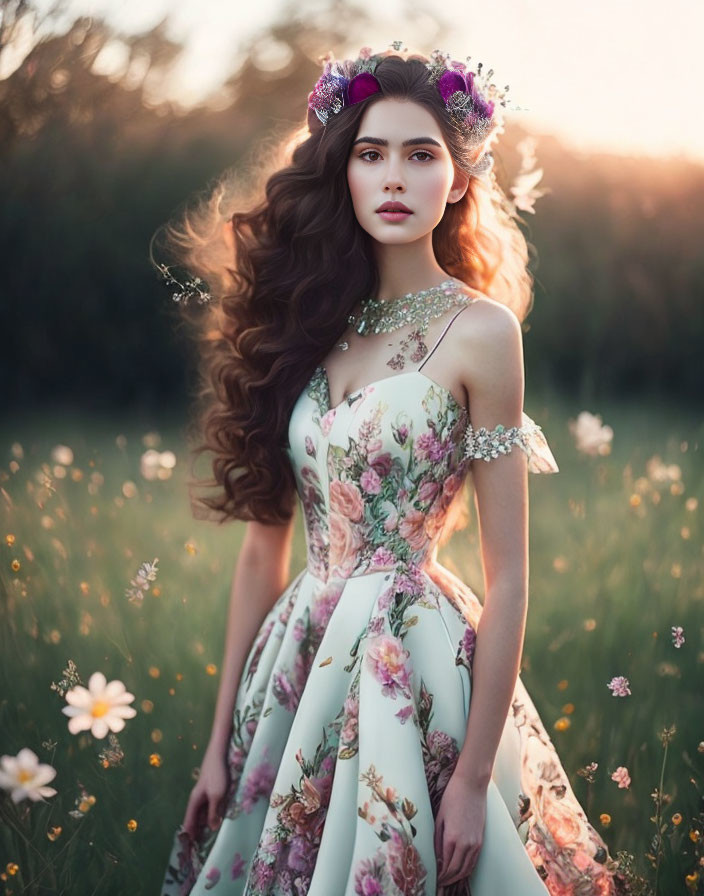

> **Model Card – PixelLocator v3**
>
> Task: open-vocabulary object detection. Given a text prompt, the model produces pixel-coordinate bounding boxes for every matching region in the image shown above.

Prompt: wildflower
[611,766,631,789]
[125,558,159,604]
[0,748,58,803]
[568,411,613,456]
[659,725,676,746]
[671,625,685,648]
[607,675,631,697]
[577,762,598,784]
[50,444,74,466]
[646,455,681,483]
[140,449,176,481]
[98,733,125,768]
[68,787,96,818]
[62,671,137,739]
[672,813,682,825]
[599,813,611,826]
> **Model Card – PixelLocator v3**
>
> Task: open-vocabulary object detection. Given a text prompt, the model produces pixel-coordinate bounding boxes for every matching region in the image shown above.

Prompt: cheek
[415,167,453,203]
[346,164,368,205]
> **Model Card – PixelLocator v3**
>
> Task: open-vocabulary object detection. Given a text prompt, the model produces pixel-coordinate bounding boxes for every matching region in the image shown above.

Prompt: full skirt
[161,561,616,896]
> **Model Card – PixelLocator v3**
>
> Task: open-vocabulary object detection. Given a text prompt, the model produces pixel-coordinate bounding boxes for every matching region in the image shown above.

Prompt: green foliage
[0,398,703,894]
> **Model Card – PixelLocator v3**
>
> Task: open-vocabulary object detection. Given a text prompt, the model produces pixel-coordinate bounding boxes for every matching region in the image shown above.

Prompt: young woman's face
[346,98,467,244]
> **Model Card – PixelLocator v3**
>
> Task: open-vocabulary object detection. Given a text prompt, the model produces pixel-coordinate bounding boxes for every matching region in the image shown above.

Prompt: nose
[382,154,406,193]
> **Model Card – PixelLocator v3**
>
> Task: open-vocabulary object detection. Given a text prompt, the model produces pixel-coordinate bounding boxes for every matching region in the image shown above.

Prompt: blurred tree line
[1,0,702,420]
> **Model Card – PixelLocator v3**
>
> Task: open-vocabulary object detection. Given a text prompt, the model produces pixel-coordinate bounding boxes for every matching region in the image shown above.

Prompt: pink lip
[377,210,412,222]
[376,201,412,213]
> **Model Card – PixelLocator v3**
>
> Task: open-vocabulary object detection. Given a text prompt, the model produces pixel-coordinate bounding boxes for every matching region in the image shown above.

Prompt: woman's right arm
[205,514,296,757]
[181,515,296,838]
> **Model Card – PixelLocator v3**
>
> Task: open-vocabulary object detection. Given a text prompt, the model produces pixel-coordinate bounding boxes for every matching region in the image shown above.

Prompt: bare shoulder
[455,292,523,366]
[453,291,524,414]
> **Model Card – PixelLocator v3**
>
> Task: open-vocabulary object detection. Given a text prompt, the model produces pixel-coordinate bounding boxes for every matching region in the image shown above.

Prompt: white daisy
[62,671,137,739]
[0,748,58,803]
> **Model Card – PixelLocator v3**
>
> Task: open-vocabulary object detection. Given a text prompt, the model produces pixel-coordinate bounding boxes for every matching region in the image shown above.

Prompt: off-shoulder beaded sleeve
[462,411,559,474]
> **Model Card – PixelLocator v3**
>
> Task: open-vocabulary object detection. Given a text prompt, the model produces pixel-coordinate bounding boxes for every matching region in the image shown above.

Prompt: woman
[157,44,623,896]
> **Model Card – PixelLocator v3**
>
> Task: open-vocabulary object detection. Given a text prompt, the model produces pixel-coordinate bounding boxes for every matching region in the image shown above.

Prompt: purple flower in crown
[308,61,381,125]
[436,68,495,133]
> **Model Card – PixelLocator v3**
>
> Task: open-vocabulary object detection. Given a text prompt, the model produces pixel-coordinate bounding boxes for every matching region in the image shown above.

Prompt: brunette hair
[151,52,535,526]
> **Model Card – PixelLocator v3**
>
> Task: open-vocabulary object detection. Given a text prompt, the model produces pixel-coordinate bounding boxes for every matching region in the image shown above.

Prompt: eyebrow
[352,136,443,148]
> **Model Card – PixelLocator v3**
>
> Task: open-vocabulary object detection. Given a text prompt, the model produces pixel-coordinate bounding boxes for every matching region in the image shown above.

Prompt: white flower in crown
[0,748,58,803]
[569,410,614,456]
[62,671,137,739]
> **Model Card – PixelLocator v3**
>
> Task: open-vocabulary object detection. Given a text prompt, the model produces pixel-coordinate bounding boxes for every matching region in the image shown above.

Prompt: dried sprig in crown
[307,40,514,150]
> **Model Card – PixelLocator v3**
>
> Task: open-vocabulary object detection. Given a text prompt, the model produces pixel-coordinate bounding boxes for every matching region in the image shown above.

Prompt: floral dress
[161,303,621,896]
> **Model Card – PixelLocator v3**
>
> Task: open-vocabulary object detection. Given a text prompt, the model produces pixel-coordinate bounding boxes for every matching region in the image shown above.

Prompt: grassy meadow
[1,391,703,895]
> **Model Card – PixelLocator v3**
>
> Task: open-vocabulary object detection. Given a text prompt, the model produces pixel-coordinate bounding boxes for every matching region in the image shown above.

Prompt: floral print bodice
[286,362,559,584]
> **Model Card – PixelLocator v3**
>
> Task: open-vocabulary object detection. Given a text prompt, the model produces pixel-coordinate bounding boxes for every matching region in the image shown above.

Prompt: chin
[367,222,425,241]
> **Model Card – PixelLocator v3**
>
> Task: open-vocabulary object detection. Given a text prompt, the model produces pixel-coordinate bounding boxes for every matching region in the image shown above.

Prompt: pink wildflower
[607,675,631,697]
[671,625,685,648]
[611,766,631,789]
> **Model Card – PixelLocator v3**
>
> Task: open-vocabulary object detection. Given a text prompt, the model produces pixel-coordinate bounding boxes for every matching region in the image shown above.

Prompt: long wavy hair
[151,51,537,529]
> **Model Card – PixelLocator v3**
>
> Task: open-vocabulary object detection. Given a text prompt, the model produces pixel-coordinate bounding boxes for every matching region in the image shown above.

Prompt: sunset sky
[19,0,704,163]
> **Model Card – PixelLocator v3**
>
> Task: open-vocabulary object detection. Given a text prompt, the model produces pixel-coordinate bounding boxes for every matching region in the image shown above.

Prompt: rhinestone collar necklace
[338,277,470,350]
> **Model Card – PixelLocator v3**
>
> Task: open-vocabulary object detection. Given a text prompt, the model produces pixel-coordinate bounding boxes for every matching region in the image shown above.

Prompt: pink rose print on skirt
[366,633,413,700]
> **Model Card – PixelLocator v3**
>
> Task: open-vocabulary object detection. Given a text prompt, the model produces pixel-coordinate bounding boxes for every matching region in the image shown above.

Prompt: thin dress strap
[417,302,473,372]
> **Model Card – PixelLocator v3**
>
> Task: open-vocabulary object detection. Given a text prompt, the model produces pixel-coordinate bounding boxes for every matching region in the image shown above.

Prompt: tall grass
[1,393,702,895]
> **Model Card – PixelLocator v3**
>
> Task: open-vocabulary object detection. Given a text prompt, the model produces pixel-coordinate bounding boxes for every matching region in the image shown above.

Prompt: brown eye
[359,149,434,163]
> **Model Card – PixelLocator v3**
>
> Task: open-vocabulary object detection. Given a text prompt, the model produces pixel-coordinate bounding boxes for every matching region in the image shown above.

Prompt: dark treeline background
[1,0,702,422]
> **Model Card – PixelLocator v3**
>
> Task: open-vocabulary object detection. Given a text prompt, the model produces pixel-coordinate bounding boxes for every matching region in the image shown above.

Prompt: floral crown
[156,43,544,306]
[307,40,515,154]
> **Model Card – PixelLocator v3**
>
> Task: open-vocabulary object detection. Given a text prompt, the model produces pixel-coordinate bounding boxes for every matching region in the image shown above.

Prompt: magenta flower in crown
[308,62,382,125]
[436,68,495,129]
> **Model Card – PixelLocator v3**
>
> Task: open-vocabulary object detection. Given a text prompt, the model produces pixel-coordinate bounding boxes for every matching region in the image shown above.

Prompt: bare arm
[205,514,296,756]
[454,300,530,790]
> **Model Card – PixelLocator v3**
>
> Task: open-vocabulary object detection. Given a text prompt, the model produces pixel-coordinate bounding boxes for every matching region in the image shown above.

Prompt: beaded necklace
[337,277,471,351]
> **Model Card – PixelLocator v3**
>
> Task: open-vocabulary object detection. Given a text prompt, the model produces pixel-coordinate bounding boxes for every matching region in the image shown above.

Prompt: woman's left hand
[434,769,488,888]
